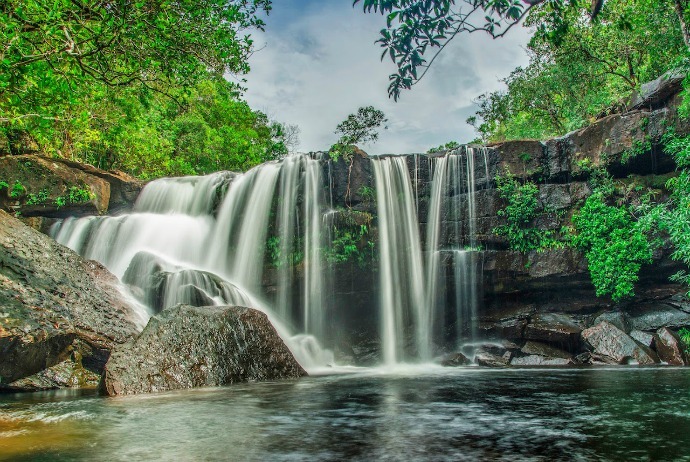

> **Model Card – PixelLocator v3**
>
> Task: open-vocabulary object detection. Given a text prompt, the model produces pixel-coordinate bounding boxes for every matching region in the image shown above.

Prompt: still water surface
[1,367,689,461]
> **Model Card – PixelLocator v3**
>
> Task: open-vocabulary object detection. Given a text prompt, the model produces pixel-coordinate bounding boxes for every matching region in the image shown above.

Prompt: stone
[524,313,583,352]
[593,311,631,333]
[475,349,510,367]
[123,251,249,313]
[655,327,689,366]
[628,304,690,331]
[5,358,100,391]
[0,211,140,390]
[521,341,572,359]
[629,330,655,349]
[630,70,684,110]
[581,322,658,365]
[0,155,110,218]
[103,305,307,396]
[441,352,472,367]
[574,352,619,365]
[511,355,572,366]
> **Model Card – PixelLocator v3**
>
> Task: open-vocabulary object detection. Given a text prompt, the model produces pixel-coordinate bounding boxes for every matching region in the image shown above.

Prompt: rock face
[0,155,143,229]
[581,322,658,365]
[0,210,140,390]
[103,305,307,396]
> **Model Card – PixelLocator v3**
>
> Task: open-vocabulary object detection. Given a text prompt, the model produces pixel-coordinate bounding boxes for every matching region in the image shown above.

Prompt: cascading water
[371,156,428,365]
[371,148,487,363]
[53,148,487,369]
[52,154,333,371]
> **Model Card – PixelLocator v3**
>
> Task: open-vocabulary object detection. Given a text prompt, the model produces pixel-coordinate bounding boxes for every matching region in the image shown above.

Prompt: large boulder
[0,211,141,390]
[581,322,658,365]
[103,305,307,396]
[655,327,689,366]
[524,313,583,352]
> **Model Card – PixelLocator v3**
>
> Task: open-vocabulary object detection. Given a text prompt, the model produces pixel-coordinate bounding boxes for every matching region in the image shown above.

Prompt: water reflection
[1,368,690,461]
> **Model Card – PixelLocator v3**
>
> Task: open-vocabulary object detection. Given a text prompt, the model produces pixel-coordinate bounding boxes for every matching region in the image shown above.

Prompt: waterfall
[372,156,428,365]
[52,154,332,372]
[53,149,487,369]
[371,148,486,363]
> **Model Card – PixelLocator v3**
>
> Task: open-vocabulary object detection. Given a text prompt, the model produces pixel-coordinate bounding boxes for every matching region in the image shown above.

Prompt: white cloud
[244,2,532,155]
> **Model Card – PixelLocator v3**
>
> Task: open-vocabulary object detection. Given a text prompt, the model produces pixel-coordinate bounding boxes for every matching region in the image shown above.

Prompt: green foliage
[572,191,652,301]
[324,211,377,267]
[358,186,376,203]
[1,0,270,125]
[329,106,387,161]
[467,0,686,142]
[678,328,690,355]
[26,189,49,206]
[427,141,460,153]
[655,129,690,293]
[10,180,25,198]
[493,172,562,252]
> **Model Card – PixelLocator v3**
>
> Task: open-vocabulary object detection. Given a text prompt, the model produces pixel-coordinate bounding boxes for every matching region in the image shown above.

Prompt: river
[2,367,689,461]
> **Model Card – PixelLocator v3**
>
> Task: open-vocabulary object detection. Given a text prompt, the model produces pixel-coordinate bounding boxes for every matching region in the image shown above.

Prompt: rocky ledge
[103,305,307,396]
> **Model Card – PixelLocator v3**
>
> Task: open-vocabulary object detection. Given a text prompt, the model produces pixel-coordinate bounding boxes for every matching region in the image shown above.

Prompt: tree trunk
[673,0,690,50]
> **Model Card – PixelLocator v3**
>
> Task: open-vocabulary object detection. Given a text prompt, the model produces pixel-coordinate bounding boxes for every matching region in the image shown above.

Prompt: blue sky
[243,0,532,155]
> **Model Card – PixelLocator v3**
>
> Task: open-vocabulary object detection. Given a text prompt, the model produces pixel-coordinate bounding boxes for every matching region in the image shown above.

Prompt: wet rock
[5,358,100,391]
[123,251,249,313]
[655,327,689,366]
[629,330,655,349]
[511,355,573,366]
[524,313,583,352]
[521,341,572,359]
[0,211,140,390]
[581,322,658,365]
[475,349,510,367]
[103,305,307,396]
[574,352,619,365]
[441,352,472,367]
[628,304,690,331]
[593,311,631,333]
[479,318,527,340]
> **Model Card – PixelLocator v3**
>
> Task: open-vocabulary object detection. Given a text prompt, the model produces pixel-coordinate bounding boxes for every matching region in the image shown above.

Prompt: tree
[329,106,387,160]
[355,0,690,100]
[468,0,686,142]
[1,0,271,125]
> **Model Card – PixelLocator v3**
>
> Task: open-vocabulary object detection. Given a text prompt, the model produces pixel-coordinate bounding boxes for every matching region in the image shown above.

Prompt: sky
[242,0,533,155]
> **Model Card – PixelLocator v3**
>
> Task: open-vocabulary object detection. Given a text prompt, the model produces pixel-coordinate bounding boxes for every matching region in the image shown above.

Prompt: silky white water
[52,154,332,371]
[53,150,486,368]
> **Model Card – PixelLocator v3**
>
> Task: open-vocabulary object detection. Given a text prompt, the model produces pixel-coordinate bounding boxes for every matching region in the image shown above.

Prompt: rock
[475,349,510,367]
[123,251,250,313]
[581,322,658,365]
[328,148,374,209]
[628,304,690,331]
[521,341,572,359]
[629,330,656,349]
[103,305,307,396]
[524,313,583,352]
[0,155,110,218]
[574,352,619,365]
[441,352,472,367]
[0,211,140,390]
[593,311,631,333]
[5,358,100,391]
[47,158,145,214]
[655,327,689,366]
[630,70,684,110]
[511,355,573,366]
